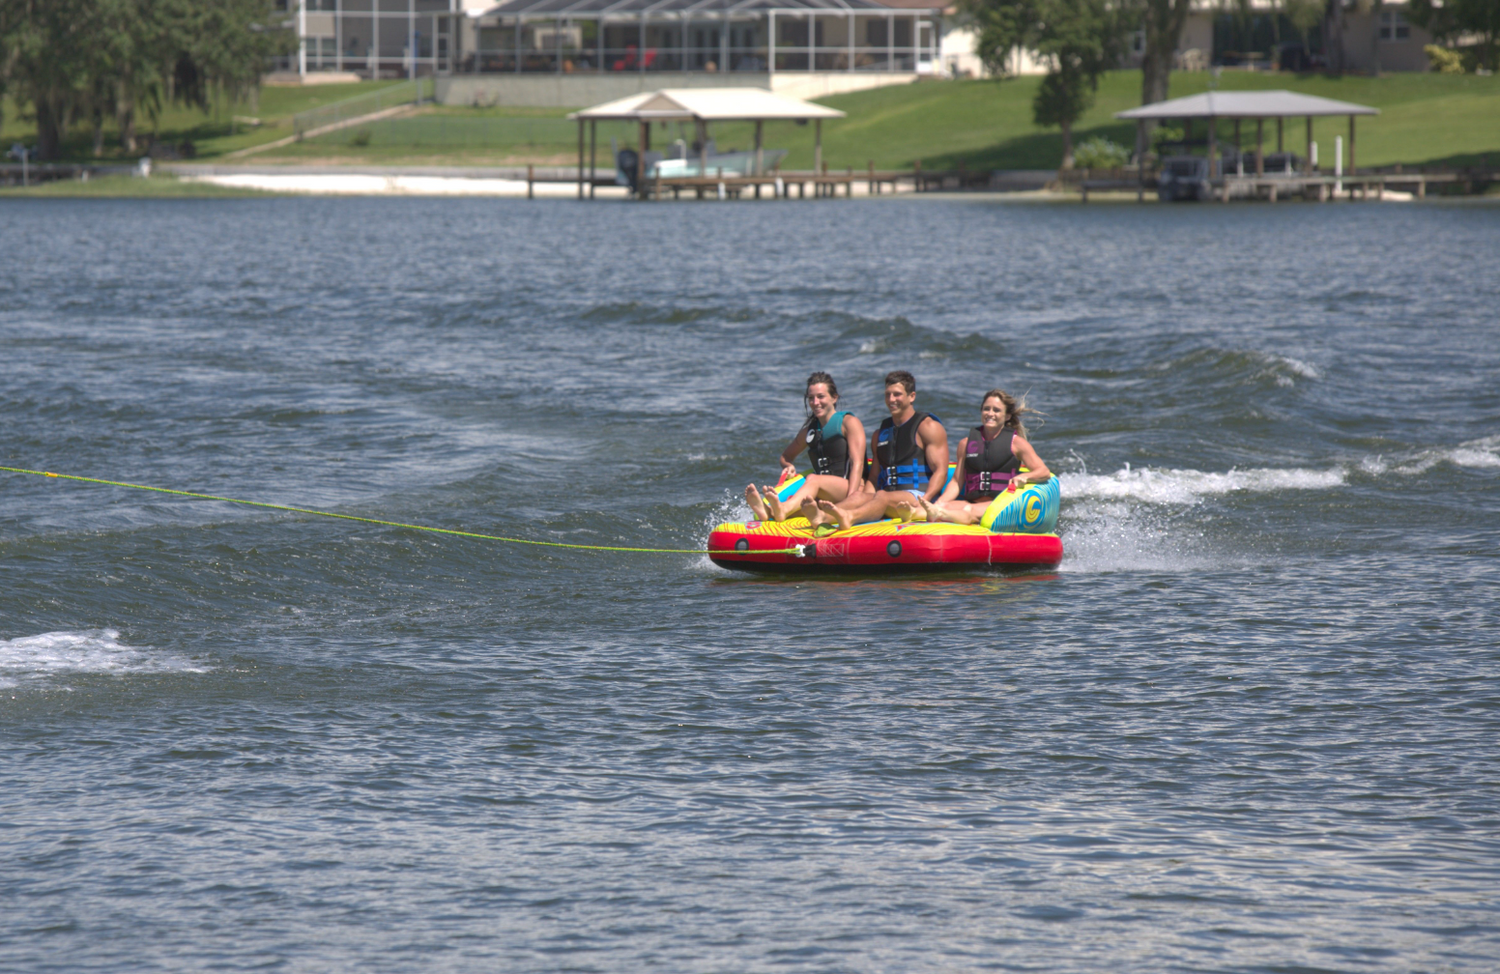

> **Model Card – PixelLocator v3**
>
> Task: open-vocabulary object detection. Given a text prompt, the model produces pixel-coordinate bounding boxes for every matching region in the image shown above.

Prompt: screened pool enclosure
[464,0,940,75]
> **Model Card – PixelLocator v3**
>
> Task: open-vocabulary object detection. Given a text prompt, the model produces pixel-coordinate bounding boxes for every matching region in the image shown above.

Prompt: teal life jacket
[806,410,849,477]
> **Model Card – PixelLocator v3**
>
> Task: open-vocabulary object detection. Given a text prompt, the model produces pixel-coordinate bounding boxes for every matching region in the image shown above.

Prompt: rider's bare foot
[817,499,853,531]
[890,499,922,522]
[919,497,953,524]
[764,488,788,522]
[802,498,828,528]
[745,484,769,521]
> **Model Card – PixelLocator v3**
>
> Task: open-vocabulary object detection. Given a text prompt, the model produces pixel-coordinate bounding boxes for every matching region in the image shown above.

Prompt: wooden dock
[1068,168,1498,203]
[528,161,1497,203]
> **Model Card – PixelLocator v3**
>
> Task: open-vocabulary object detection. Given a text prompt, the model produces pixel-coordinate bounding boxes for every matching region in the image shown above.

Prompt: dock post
[1348,115,1356,179]
[814,119,822,176]
[1417,177,1425,199]
[869,160,875,195]
[914,159,921,193]
[576,120,585,199]
[589,120,597,199]
[528,164,534,199]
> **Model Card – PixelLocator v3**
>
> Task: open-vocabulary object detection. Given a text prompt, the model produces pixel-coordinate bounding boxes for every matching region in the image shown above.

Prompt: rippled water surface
[3,196,1498,973]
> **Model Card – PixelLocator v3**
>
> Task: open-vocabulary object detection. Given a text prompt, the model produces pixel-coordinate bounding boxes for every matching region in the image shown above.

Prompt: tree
[1408,0,1500,72]
[0,0,290,160]
[1323,0,1346,73]
[1130,0,1193,158]
[966,0,1129,170]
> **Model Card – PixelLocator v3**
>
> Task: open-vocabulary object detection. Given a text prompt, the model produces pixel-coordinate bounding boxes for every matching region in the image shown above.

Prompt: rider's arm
[918,417,949,502]
[937,438,967,504]
[1010,435,1051,488]
[842,416,868,498]
[779,424,810,480]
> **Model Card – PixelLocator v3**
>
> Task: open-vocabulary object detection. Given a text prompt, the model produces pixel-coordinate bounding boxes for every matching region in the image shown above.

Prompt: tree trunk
[116,79,138,154]
[1323,0,1345,74]
[35,96,66,161]
[92,107,104,157]
[1139,0,1193,162]
[1060,118,1075,170]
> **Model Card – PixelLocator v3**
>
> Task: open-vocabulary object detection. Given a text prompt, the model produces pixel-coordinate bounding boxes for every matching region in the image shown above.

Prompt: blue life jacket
[875,412,942,491]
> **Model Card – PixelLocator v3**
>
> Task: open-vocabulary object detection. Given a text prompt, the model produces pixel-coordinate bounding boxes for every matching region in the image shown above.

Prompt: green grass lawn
[750,71,1500,171]
[0,81,409,162]
[3,70,1496,171]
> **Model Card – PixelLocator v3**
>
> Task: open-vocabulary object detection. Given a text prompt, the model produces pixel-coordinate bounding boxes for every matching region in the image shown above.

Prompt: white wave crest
[1273,355,1321,380]
[1066,464,1346,505]
[0,629,209,688]
[1360,435,1500,476]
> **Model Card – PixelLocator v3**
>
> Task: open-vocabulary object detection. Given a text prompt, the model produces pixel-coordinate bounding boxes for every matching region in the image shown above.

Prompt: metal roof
[1115,90,1379,120]
[476,0,924,16]
[569,87,846,120]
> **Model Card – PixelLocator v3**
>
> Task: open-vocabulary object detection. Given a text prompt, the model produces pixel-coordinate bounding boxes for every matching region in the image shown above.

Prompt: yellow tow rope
[0,466,800,557]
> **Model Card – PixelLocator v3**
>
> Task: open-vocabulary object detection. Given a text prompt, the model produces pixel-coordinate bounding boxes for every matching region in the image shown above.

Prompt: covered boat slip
[567,86,846,198]
[1114,90,1406,202]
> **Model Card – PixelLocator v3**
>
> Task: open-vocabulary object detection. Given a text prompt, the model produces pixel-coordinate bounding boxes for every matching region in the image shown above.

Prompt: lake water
[2,196,1498,973]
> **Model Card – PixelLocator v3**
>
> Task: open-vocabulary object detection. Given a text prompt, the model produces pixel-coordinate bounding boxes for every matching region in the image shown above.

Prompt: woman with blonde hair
[920,388,1051,526]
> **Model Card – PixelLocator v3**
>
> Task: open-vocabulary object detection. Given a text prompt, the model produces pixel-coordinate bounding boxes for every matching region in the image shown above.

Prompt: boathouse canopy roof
[1115,91,1379,120]
[569,87,846,121]
[476,0,924,17]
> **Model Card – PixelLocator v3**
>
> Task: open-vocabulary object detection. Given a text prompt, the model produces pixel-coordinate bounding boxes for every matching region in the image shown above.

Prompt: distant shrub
[1425,45,1465,74]
[349,128,373,147]
[1073,137,1131,169]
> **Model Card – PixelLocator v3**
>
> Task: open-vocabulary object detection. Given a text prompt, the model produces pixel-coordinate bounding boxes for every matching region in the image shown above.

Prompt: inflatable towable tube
[709,471,1062,574]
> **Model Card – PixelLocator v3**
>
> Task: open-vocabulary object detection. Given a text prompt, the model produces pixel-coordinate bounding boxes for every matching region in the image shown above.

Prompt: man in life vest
[809,370,948,531]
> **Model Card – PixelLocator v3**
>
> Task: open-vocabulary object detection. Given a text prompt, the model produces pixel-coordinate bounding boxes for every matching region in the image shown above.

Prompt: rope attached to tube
[0,466,800,557]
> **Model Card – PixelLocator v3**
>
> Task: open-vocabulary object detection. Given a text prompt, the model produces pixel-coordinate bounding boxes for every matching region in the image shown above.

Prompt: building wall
[438,72,769,108]
[940,23,1051,77]
[436,71,923,107]
[771,71,923,99]
[1341,9,1434,72]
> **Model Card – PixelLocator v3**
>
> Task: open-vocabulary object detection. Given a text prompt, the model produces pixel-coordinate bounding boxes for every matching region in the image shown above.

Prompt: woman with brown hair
[745,372,868,522]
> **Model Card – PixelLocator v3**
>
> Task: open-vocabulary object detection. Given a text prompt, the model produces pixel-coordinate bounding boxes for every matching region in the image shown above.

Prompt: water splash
[1067,464,1346,506]
[0,629,209,689]
[1364,435,1500,476]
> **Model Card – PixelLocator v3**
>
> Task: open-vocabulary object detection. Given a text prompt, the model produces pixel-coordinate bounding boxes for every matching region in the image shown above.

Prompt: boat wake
[0,629,210,689]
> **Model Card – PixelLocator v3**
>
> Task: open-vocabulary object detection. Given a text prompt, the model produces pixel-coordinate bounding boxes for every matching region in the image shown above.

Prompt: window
[1379,9,1410,41]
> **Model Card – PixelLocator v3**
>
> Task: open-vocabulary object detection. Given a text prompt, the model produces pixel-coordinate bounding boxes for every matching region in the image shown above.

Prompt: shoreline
[3,168,1494,202]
